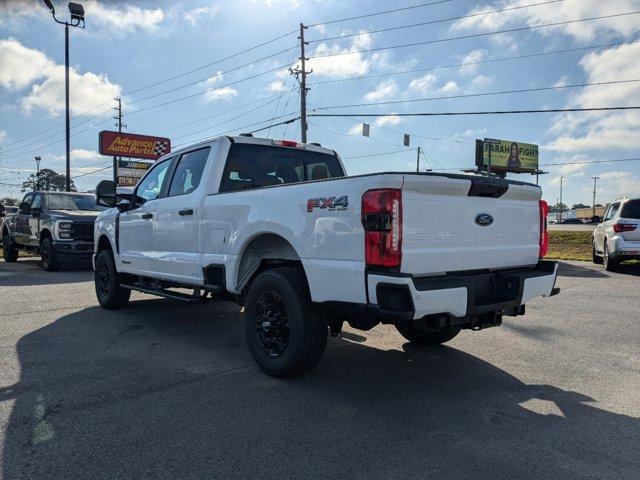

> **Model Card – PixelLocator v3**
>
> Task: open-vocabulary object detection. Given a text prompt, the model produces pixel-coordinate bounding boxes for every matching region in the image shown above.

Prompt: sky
[1,0,639,207]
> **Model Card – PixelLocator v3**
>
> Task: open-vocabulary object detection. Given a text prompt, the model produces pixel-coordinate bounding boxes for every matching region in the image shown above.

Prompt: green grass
[547,231,592,261]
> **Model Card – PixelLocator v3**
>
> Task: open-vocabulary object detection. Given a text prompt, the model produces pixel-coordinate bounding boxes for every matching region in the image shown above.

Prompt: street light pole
[42,1,85,192]
[559,176,565,222]
[64,22,70,191]
[591,176,600,220]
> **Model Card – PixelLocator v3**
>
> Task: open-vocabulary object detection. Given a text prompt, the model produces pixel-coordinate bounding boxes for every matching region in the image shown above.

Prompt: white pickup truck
[94,135,559,377]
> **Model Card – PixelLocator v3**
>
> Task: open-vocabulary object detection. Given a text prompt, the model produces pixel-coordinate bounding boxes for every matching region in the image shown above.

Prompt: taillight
[362,189,402,268]
[613,223,637,233]
[539,200,549,258]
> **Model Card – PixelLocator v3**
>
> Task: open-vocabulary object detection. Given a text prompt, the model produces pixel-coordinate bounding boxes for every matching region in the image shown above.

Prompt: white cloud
[598,171,640,199]
[469,75,493,91]
[553,75,569,88]
[54,149,102,163]
[439,81,459,93]
[0,129,6,142]
[374,115,404,127]
[306,32,373,77]
[546,42,640,152]
[204,86,238,102]
[458,49,487,75]
[451,0,640,42]
[268,80,286,92]
[0,37,52,90]
[83,1,165,33]
[364,79,398,101]
[0,1,165,33]
[183,5,218,26]
[0,38,121,117]
[201,71,238,101]
[409,73,437,94]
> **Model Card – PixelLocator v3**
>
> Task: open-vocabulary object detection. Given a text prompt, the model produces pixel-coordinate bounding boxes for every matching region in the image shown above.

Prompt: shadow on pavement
[556,261,609,278]
[0,258,92,287]
[1,300,638,479]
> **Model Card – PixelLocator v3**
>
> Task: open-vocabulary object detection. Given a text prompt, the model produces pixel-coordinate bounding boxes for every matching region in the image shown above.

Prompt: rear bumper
[610,236,640,258]
[367,260,559,322]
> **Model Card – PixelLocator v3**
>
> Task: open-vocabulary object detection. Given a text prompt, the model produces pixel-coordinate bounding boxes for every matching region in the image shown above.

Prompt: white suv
[593,198,640,271]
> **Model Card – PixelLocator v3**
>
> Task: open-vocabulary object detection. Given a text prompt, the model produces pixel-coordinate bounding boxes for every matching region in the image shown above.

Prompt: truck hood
[47,210,100,222]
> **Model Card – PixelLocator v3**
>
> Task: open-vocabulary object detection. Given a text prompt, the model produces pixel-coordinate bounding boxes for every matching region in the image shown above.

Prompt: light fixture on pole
[35,156,41,191]
[42,1,85,192]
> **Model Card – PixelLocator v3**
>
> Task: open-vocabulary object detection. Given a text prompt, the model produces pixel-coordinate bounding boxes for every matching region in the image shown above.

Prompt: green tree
[0,197,19,206]
[21,168,76,193]
[548,203,568,214]
[572,203,590,210]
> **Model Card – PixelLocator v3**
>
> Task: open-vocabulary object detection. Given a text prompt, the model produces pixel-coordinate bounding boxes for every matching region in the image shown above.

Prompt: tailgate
[401,174,541,275]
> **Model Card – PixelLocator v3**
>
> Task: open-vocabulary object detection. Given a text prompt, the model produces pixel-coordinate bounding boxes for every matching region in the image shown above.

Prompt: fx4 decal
[307,195,349,212]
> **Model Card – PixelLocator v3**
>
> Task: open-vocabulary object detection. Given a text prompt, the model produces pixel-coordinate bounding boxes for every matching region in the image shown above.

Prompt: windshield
[621,199,640,219]
[46,193,104,211]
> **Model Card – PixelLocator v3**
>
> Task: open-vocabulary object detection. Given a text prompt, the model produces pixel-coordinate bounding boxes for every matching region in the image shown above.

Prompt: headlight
[55,220,74,240]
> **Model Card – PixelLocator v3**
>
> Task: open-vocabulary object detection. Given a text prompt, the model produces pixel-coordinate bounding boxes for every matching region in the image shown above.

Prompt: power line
[313,79,640,110]
[309,11,640,58]
[309,0,562,43]
[310,106,640,117]
[309,39,640,85]
[307,0,450,27]
[125,57,296,106]
[542,157,640,167]
[343,148,417,159]
[122,32,298,97]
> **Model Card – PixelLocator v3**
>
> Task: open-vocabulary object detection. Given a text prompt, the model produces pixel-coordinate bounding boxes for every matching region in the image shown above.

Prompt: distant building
[574,206,606,220]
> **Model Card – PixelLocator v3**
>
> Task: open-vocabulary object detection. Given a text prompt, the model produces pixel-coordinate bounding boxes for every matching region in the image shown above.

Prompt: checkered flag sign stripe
[153,140,170,156]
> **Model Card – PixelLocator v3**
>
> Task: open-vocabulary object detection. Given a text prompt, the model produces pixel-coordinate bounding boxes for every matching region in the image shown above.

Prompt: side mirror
[19,202,31,215]
[96,180,117,208]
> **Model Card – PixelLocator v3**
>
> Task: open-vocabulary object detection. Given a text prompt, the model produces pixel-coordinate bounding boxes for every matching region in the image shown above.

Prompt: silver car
[593,198,640,271]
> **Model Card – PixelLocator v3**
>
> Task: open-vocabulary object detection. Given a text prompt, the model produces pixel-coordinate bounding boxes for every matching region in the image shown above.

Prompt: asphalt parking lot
[0,258,638,479]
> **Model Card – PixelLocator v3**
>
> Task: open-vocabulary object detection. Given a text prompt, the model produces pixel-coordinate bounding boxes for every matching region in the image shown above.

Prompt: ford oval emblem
[475,213,493,226]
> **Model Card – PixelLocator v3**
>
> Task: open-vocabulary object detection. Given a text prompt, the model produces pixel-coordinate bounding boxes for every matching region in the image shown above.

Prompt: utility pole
[416,146,421,172]
[113,97,126,184]
[35,156,41,191]
[591,176,600,220]
[559,176,565,222]
[292,23,311,143]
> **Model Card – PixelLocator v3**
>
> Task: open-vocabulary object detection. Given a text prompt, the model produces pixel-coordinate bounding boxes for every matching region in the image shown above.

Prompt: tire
[2,232,18,262]
[40,237,60,271]
[592,241,603,264]
[95,249,131,309]
[603,242,619,272]
[244,267,327,378]
[395,323,461,346]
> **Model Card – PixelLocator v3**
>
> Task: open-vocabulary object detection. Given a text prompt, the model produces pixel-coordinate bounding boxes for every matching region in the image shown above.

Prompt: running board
[120,283,204,303]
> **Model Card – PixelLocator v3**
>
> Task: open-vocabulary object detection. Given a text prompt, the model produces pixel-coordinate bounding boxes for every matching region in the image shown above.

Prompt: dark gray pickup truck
[1,191,103,270]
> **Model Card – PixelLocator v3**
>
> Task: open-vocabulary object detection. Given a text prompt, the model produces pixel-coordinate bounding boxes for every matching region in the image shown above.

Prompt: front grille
[71,222,94,242]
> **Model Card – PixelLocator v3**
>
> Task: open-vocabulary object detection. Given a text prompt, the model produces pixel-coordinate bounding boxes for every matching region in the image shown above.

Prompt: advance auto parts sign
[117,159,152,187]
[481,138,539,173]
[99,131,171,160]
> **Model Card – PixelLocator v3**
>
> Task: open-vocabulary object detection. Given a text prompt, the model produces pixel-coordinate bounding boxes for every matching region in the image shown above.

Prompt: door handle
[178,208,194,216]
[141,213,153,220]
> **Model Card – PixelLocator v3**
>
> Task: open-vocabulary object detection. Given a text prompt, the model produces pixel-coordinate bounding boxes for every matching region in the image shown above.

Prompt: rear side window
[605,202,620,221]
[621,199,640,219]
[169,147,210,196]
[219,144,344,193]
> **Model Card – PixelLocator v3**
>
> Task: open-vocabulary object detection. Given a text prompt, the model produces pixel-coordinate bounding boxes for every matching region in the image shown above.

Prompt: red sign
[99,131,171,160]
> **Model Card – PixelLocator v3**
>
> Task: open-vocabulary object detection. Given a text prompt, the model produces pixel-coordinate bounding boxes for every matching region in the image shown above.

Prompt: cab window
[135,159,172,203]
[31,194,42,211]
[168,148,210,196]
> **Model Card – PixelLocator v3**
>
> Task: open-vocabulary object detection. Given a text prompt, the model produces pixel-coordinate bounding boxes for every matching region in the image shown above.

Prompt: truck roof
[164,135,337,161]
